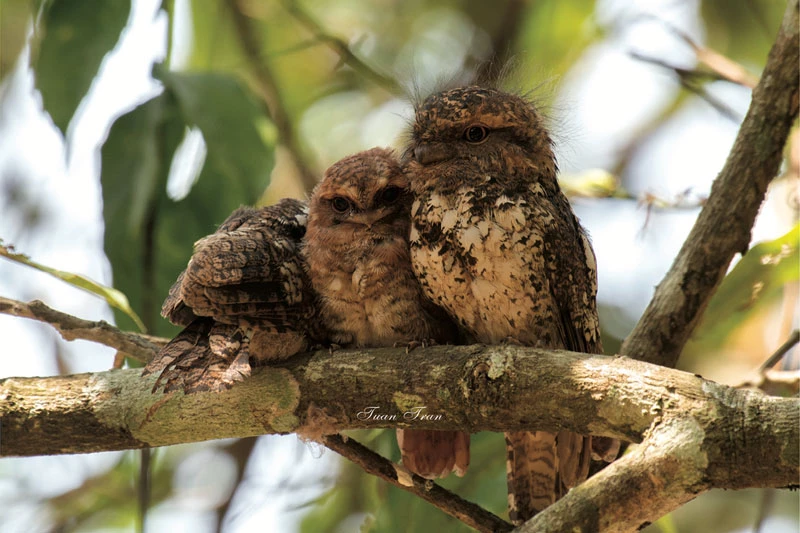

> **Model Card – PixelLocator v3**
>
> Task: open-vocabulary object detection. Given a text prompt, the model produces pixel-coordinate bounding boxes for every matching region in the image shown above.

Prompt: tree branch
[620,0,800,368]
[279,0,402,94]
[1,345,795,490]
[760,329,800,371]
[672,25,759,89]
[0,296,164,363]
[633,17,760,89]
[519,418,715,533]
[320,434,513,533]
[629,51,742,121]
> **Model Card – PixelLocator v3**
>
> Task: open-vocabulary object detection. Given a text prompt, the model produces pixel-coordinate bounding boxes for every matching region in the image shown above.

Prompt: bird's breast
[411,187,560,345]
[315,242,434,348]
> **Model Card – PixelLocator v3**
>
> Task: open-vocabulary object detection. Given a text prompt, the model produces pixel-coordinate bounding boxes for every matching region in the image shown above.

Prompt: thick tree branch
[0,296,164,363]
[620,0,800,368]
[1,346,796,491]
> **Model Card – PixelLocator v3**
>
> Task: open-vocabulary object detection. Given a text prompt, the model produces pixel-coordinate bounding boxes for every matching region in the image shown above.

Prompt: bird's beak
[350,208,391,228]
[413,142,453,166]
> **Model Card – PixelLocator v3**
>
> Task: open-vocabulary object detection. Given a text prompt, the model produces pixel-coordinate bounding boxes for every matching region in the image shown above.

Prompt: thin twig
[320,434,513,533]
[610,89,687,179]
[629,51,742,121]
[216,437,258,531]
[637,189,707,235]
[138,448,151,533]
[664,22,760,88]
[0,296,165,363]
[279,0,402,95]
[224,0,319,192]
[630,15,760,89]
[760,329,800,372]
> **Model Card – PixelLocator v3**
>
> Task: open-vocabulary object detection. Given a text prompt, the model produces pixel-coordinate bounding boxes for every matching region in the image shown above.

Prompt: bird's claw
[399,339,438,353]
[327,343,342,355]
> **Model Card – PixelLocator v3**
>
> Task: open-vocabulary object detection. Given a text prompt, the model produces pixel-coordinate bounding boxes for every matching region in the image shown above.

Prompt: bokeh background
[0,0,797,532]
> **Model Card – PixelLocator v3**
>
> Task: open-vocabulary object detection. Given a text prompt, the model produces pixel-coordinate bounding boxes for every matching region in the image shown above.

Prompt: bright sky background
[0,0,795,531]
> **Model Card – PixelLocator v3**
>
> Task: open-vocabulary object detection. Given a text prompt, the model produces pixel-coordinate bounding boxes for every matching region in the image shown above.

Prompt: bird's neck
[412,159,560,199]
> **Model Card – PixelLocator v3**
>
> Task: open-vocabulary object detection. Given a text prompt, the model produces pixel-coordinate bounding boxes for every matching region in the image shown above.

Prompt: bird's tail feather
[397,429,470,478]
[505,430,591,525]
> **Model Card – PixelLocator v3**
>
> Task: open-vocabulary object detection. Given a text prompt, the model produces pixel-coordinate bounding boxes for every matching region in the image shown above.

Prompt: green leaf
[158,69,273,200]
[690,224,800,350]
[0,240,145,332]
[185,0,242,71]
[32,0,131,135]
[516,0,600,82]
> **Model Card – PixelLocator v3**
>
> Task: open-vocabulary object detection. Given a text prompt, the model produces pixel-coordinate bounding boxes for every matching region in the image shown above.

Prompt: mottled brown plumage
[405,86,606,522]
[304,147,469,479]
[143,199,313,392]
[145,149,468,479]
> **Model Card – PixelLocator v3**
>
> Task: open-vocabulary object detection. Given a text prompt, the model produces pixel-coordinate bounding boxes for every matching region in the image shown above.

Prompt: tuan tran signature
[356,406,444,421]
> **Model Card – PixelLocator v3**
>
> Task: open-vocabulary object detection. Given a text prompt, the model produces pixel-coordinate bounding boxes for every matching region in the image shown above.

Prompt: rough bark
[1,345,796,499]
[620,0,800,368]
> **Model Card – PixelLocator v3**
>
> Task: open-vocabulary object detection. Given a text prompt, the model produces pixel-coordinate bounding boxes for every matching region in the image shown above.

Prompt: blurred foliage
[559,168,626,198]
[46,452,172,531]
[688,224,800,354]
[701,0,788,66]
[0,0,36,79]
[0,0,797,532]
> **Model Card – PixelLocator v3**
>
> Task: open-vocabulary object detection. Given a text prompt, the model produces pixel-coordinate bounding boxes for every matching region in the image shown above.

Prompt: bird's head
[403,86,558,189]
[307,147,411,243]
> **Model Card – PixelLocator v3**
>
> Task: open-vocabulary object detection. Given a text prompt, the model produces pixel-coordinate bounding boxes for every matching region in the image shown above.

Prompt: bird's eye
[463,125,488,143]
[378,186,403,204]
[331,197,351,213]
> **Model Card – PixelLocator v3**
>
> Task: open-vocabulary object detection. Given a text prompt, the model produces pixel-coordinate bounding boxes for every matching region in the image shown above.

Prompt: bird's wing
[545,207,616,493]
[548,212,603,356]
[163,199,313,329]
[146,199,314,393]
